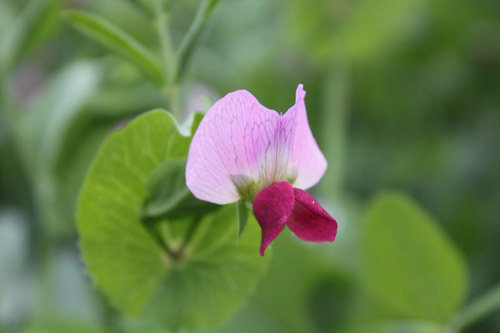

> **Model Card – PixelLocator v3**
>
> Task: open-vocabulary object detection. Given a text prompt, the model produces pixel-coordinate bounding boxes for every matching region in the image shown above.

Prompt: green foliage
[176,0,219,81]
[142,207,269,330]
[362,192,467,322]
[63,10,162,83]
[21,61,101,174]
[143,158,190,217]
[237,198,249,238]
[77,110,269,330]
[122,0,155,17]
[142,157,217,218]
[288,0,428,62]
[18,61,102,234]
[23,316,105,333]
[334,0,427,61]
[0,0,60,70]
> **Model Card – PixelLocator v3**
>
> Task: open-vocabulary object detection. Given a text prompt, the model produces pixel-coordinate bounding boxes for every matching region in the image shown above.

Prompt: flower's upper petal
[282,84,327,189]
[252,182,295,256]
[287,188,337,242]
[186,90,280,204]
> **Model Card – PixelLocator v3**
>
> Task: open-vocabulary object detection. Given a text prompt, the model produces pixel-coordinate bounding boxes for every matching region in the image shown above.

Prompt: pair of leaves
[65,0,220,86]
[77,110,269,330]
[362,192,467,323]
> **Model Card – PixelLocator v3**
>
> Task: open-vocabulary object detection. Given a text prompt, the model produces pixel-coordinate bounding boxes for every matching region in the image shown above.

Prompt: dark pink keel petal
[253,182,295,256]
[287,188,337,242]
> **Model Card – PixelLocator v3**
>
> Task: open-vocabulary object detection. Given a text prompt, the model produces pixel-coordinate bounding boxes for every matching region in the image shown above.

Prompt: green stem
[179,215,202,253]
[154,0,175,81]
[175,0,219,83]
[318,60,350,201]
[452,283,500,330]
[153,0,180,116]
[142,216,177,259]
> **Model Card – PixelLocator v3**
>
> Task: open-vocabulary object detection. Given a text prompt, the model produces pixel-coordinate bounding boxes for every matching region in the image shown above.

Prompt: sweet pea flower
[186,84,337,255]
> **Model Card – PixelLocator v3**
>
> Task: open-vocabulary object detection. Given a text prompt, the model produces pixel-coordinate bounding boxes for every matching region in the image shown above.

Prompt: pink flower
[186,84,337,255]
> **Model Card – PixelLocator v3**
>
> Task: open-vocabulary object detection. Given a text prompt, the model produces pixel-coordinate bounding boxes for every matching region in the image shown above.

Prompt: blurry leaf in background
[334,0,428,62]
[307,272,356,332]
[244,233,357,332]
[63,10,162,84]
[287,0,428,63]
[352,320,448,333]
[0,1,15,39]
[18,60,102,234]
[0,209,32,330]
[20,61,102,175]
[362,192,467,322]
[77,110,269,330]
[22,315,106,333]
[122,0,155,17]
[0,0,61,70]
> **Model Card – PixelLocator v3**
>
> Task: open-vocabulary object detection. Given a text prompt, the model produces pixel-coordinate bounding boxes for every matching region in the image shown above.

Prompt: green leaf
[237,198,249,238]
[142,157,217,219]
[362,192,467,322]
[77,110,269,329]
[142,206,269,330]
[190,111,205,134]
[143,158,190,217]
[63,10,162,83]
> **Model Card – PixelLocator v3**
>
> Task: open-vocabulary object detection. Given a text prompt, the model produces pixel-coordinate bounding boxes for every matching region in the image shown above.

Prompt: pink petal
[282,84,327,190]
[252,182,295,256]
[186,90,281,204]
[287,188,337,242]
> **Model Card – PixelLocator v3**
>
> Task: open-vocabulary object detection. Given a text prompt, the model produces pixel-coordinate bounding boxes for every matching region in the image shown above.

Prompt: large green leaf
[77,110,269,329]
[63,10,162,83]
[362,192,467,322]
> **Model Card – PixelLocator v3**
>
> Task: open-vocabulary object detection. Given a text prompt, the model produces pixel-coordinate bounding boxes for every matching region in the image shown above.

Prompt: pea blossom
[186,84,337,255]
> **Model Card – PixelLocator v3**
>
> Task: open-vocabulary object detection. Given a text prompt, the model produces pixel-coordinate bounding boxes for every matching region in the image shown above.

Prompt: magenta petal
[287,188,337,242]
[253,182,295,256]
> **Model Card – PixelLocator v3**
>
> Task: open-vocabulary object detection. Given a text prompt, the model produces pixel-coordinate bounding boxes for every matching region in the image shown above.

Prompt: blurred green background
[1,0,499,332]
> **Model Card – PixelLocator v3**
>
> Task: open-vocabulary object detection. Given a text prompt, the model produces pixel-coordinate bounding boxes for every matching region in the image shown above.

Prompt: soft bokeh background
[1,0,499,332]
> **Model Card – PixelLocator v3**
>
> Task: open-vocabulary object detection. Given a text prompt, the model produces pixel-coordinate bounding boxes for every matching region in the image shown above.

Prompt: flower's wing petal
[287,188,337,242]
[186,90,280,204]
[252,182,295,256]
[282,84,327,189]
